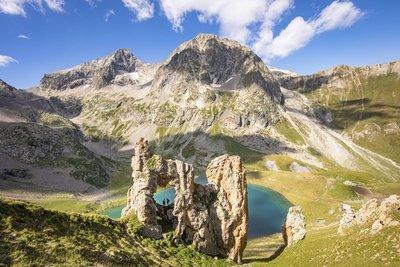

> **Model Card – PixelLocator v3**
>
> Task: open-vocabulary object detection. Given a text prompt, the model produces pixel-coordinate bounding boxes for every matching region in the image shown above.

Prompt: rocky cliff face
[154,34,283,103]
[40,49,138,90]
[275,61,400,92]
[206,154,248,263]
[123,138,248,263]
[147,34,283,133]
[339,195,400,234]
[0,79,16,96]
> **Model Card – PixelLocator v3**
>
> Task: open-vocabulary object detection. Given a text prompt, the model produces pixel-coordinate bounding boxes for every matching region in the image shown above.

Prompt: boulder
[282,206,306,246]
[338,204,356,234]
[338,195,400,234]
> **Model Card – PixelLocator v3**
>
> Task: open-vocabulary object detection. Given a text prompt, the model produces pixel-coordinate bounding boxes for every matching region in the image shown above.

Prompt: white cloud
[43,0,64,12]
[159,0,268,42]
[154,0,363,61]
[0,55,18,67]
[85,0,101,8]
[104,9,115,22]
[312,0,364,33]
[263,17,315,59]
[257,0,364,60]
[122,0,154,21]
[0,0,64,16]
[17,34,30,39]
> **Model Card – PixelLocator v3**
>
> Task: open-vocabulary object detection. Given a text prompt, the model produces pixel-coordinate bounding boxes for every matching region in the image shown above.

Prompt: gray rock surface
[156,33,283,103]
[0,79,16,97]
[40,49,138,90]
[276,61,400,92]
[266,160,280,171]
[0,122,110,187]
[338,195,400,234]
[282,206,306,246]
[206,154,248,263]
[289,162,315,173]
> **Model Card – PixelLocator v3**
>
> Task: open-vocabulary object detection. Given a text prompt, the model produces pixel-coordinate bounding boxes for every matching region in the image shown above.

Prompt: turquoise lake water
[104,177,291,239]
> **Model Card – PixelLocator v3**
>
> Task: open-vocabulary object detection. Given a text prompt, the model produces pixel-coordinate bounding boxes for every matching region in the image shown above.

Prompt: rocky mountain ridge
[40,48,144,90]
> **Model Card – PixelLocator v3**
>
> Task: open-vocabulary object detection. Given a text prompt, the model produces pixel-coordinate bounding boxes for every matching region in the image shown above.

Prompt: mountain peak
[40,49,138,90]
[156,33,282,103]
[0,79,16,92]
[109,48,136,62]
[169,33,249,58]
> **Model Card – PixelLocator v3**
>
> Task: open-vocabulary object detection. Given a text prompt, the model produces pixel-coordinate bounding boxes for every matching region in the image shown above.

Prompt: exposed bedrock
[338,195,400,234]
[122,138,248,263]
[282,206,307,246]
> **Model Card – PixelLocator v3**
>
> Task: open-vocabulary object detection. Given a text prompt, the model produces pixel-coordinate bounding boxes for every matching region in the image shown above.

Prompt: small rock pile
[338,195,400,234]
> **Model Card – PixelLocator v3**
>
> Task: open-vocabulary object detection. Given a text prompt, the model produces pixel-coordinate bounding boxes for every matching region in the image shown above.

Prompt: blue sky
[0,0,399,89]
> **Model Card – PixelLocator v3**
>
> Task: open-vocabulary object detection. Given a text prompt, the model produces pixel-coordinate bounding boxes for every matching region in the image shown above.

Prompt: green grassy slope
[0,200,228,267]
[262,224,400,266]
[303,69,400,164]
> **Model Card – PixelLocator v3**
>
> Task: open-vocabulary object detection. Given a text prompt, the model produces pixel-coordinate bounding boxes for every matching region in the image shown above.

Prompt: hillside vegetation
[294,64,400,164]
[0,199,227,267]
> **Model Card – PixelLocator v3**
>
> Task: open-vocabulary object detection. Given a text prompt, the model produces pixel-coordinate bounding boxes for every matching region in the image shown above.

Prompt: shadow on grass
[243,244,286,264]
[146,130,296,169]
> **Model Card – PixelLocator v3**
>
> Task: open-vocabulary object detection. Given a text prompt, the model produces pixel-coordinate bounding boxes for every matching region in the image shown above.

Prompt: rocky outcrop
[0,79,17,99]
[276,61,400,92]
[40,49,138,90]
[289,162,315,173]
[122,139,162,238]
[123,138,248,263]
[338,204,356,234]
[282,206,306,246]
[0,122,110,187]
[0,79,16,92]
[206,155,248,263]
[266,160,280,172]
[338,195,400,234]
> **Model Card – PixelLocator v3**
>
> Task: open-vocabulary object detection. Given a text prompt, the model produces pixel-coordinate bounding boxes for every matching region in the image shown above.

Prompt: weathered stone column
[122,138,162,239]
[206,155,248,264]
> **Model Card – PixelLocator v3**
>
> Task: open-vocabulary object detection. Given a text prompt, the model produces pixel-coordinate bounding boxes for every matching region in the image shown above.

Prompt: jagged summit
[0,79,17,98]
[40,48,138,90]
[156,33,283,103]
[168,33,252,57]
[0,79,16,92]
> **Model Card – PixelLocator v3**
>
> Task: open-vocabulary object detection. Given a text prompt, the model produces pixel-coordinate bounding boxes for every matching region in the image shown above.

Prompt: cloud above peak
[0,55,18,67]
[0,0,364,62]
[122,0,154,21]
[124,0,364,62]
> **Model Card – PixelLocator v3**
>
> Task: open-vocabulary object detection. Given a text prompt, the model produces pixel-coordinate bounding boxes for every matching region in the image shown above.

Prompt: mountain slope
[276,62,400,165]
[0,199,227,266]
